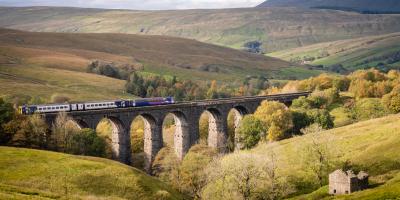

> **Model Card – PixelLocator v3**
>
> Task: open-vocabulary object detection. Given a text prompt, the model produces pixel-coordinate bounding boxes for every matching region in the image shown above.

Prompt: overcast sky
[0,0,265,10]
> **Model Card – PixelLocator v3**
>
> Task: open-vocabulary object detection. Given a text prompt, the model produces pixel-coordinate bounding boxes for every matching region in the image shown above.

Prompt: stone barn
[329,169,369,195]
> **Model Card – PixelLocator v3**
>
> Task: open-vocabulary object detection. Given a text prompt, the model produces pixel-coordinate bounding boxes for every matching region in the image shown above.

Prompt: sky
[0,0,266,10]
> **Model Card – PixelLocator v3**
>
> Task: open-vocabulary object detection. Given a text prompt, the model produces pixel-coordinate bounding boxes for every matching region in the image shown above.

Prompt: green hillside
[0,147,186,200]
[268,32,400,71]
[0,28,308,103]
[249,114,400,199]
[258,0,400,13]
[1,7,400,52]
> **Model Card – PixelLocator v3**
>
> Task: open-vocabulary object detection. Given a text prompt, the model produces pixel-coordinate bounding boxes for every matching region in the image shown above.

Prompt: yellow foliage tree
[254,101,293,141]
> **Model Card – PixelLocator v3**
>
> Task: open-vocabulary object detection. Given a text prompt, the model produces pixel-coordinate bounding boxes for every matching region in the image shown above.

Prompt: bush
[292,110,312,134]
[353,98,387,120]
[69,128,106,157]
[306,109,334,129]
[237,115,266,149]
[382,86,400,113]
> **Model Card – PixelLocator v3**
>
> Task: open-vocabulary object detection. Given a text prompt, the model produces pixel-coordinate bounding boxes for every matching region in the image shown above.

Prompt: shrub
[291,110,312,134]
[237,115,266,149]
[306,109,334,129]
[353,98,387,120]
[69,128,106,157]
[382,86,400,113]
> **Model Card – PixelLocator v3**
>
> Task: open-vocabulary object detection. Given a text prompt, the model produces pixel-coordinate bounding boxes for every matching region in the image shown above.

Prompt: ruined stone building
[329,169,369,195]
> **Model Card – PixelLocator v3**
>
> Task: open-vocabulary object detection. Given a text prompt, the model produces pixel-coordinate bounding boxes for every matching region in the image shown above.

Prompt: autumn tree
[202,147,292,200]
[300,131,338,187]
[206,80,219,99]
[51,112,80,152]
[353,98,387,120]
[180,145,218,199]
[382,85,400,113]
[254,101,293,141]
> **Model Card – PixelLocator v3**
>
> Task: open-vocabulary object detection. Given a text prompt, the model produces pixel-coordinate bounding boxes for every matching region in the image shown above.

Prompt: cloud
[0,0,265,10]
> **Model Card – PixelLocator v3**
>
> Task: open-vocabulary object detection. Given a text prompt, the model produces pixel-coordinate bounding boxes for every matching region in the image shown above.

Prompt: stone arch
[97,116,130,164]
[228,105,249,151]
[140,113,163,172]
[69,119,88,130]
[165,111,190,160]
[205,108,227,153]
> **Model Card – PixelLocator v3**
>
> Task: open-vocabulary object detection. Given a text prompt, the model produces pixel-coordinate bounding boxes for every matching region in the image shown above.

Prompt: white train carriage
[36,104,71,113]
[84,101,119,110]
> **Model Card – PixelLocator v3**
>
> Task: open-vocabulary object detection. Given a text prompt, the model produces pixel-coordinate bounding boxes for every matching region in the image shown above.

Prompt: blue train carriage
[134,97,174,107]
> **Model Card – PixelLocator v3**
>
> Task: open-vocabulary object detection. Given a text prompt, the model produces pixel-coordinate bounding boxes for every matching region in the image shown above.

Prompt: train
[19,97,175,115]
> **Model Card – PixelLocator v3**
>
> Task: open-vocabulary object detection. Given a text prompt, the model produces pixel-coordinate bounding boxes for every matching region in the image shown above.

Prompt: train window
[56,107,59,109]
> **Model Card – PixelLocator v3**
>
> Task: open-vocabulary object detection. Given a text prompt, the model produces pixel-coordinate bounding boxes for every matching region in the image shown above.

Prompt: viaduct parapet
[43,92,309,172]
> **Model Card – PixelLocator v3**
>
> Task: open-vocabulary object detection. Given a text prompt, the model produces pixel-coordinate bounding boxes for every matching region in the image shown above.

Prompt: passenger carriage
[19,97,175,115]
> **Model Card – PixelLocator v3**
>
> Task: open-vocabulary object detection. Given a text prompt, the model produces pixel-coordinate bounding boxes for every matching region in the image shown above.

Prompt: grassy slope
[1,7,400,52]
[0,45,132,102]
[268,32,400,70]
[0,27,304,102]
[0,147,186,200]
[0,28,299,82]
[248,114,400,199]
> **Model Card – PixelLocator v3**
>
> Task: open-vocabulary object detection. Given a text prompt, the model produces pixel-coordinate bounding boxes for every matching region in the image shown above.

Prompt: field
[1,7,400,52]
[0,147,186,200]
[268,32,400,70]
[0,27,311,103]
[243,114,400,198]
[0,45,132,102]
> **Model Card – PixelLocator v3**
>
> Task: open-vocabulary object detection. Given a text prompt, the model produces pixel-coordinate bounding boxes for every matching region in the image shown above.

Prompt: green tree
[69,128,106,157]
[0,98,15,144]
[237,115,265,149]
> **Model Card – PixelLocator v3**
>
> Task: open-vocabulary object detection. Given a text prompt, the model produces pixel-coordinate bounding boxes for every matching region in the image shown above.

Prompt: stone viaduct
[43,92,309,172]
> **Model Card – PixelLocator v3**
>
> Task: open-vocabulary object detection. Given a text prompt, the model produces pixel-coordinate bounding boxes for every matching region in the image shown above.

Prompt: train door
[71,104,77,111]
[78,104,84,111]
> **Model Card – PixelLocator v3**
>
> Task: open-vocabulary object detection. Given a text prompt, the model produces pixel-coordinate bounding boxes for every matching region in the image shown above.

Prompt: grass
[248,114,400,198]
[1,7,400,53]
[0,147,187,200]
[268,32,400,71]
[0,28,298,83]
